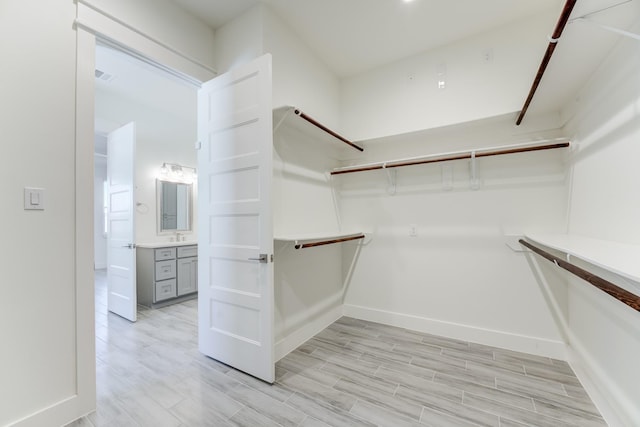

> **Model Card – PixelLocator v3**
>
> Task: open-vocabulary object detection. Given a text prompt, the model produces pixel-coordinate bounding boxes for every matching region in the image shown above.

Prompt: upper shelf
[273,106,364,160]
[525,233,640,284]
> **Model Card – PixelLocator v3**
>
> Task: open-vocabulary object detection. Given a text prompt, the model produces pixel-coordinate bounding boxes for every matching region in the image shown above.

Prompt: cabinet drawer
[177,245,197,258]
[155,247,176,261]
[155,260,176,280]
[154,279,176,302]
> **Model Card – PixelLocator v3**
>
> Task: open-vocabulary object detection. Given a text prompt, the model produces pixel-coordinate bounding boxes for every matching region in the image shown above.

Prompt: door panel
[107,122,137,322]
[197,55,274,382]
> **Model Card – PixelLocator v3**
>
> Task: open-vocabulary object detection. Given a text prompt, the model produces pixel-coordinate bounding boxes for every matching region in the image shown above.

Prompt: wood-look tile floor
[70,271,607,426]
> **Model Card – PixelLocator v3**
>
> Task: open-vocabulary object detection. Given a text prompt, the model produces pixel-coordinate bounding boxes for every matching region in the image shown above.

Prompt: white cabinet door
[197,54,275,382]
[106,122,137,322]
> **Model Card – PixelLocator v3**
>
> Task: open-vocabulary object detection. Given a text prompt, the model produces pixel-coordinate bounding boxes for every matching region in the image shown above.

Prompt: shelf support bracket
[383,164,397,195]
[273,107,295,135]
[573,17,640,42]
[470,151,479,190]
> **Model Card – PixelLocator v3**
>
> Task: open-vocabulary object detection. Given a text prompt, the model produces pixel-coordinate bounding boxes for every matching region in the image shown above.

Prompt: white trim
[41,2,216,423]
[76,0,216,75]
[75,1,215,83]
[9,395,93,427]
[342,304,567,360]
[275,305,343,361]
[14,26,99,427]
[75,27,98,420]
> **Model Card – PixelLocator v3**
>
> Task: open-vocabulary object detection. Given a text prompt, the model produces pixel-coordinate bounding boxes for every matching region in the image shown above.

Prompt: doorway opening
[93,41,199,320]
[91,43,203,422]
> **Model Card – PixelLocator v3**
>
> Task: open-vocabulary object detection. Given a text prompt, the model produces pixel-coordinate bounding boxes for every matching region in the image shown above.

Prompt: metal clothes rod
[331,141,569,176]
[293,109,364,152]
[295,234,365,250]
[516,0,577,126]
[519,239,640,312]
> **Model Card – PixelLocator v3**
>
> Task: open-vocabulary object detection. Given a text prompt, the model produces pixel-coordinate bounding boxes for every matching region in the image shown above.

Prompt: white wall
[537,24,640,426]
[214,5,264,74]
[262,6,341,130]
[341,11,556,141]
[95,86,197,245]
[215,4,342,130]
[340,115,568,357]
[0,1,213,424]
[0,2,82,425]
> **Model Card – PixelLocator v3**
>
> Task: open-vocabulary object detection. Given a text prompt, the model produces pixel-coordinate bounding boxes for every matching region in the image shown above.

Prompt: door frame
[74,6,216,422]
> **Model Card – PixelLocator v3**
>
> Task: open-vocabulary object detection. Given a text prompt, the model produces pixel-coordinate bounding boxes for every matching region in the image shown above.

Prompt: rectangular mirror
[157,179,193,233]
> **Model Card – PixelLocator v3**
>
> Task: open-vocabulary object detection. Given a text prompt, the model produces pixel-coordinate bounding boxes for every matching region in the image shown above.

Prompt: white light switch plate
[24,187,45,210]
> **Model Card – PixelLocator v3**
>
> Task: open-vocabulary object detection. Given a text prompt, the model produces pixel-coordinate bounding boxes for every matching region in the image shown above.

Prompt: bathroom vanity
[136,242,197,308]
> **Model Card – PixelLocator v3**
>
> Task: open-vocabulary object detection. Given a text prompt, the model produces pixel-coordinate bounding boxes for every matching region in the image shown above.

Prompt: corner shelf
[273,106,364,161]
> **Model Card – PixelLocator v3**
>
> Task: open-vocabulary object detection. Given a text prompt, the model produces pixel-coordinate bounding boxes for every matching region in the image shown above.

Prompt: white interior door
[107,122,137,322]
[198,54,274,382]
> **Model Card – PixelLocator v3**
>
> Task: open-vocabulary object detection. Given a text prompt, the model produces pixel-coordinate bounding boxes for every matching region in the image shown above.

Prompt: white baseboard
[275,304,343,361]
[9,394,93,427]
[343,304,567,360]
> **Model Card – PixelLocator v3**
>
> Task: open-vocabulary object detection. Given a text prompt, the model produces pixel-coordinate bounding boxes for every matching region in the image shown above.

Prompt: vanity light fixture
[159,162,196,181]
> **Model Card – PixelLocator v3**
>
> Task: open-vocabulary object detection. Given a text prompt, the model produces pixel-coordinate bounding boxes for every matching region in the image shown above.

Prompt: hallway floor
[69,271,606,426]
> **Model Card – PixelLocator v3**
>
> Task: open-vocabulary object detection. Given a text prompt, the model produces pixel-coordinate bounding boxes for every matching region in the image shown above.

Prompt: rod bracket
[383,164,397,195]
[469,151,480,190]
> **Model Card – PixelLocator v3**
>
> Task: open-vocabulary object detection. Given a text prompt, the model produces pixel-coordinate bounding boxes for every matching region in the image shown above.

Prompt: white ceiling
[263,0,563,77]
[172,0,258,29]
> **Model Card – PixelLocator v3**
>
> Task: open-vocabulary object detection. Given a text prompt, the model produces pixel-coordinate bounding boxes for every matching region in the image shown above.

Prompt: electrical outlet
[409,224,418,237]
